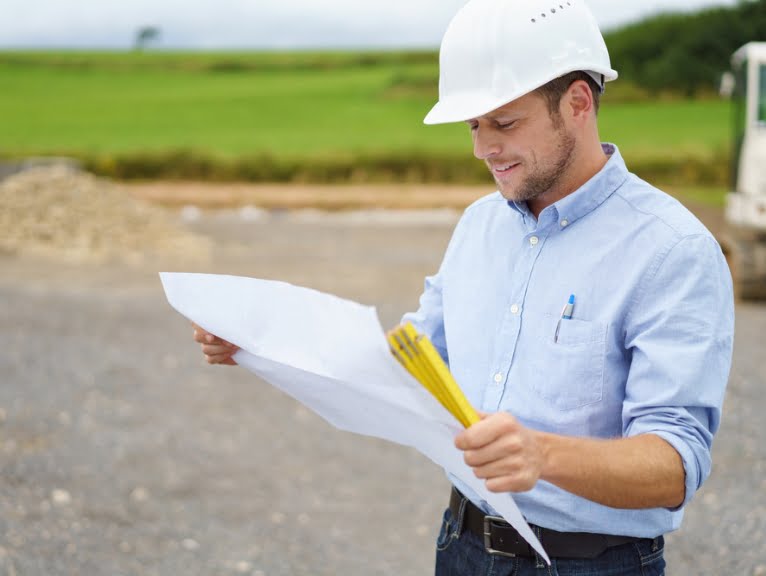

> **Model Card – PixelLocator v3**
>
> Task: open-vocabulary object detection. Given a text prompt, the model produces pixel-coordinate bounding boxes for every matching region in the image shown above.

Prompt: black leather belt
[449,487,647,559]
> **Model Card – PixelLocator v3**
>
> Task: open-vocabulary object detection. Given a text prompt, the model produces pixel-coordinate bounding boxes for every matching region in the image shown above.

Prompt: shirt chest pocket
[525,312,607,411]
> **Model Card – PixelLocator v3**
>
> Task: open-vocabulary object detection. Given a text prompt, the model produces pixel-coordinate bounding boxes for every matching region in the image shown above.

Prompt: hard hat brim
[423,68,618,125]
[424,94,513,125]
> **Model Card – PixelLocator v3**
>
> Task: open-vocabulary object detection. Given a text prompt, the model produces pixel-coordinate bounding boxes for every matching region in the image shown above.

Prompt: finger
[221,357,238,366]
[464,435,523,467]
[201,343,234,356]
[471,455,523,480]
[205,352,235,364]
[193,328,208,343]
[485,472,537,493]
[456,415,513,451]
[193,328,223,345]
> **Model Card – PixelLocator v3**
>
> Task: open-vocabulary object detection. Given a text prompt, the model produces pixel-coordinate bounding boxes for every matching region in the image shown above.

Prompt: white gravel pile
[0,166,211,263]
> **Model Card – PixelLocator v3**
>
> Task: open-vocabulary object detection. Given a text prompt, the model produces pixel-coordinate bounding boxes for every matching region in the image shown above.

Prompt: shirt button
[493,372,503,383]
[510,304,520,315]
[561,219,569,227]
[529,236,539,246]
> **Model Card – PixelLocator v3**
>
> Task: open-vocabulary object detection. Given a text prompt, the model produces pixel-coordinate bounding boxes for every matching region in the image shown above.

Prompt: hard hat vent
[531,2,573,24]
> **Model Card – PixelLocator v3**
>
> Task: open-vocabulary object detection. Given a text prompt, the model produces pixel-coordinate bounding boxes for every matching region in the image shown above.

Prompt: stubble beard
[494,124,577,205]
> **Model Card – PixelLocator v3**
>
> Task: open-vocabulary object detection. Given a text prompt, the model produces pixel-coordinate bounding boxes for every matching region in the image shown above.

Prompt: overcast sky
[0,0,741,50]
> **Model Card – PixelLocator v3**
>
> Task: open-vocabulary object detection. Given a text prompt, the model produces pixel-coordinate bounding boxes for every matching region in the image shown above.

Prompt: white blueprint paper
[160,272,548,562]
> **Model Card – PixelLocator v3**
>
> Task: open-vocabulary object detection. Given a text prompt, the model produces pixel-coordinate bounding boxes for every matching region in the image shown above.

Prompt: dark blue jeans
[435,508,666,576]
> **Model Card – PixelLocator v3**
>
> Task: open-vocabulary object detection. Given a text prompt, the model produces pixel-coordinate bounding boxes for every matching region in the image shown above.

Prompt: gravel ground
[0,207,764,575]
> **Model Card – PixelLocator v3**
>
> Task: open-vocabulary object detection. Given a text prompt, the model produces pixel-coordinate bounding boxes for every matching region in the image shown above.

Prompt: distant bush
[83,150,492,184]
[604,0,766,96]
[0,50,439,75]
[79,149,728,188]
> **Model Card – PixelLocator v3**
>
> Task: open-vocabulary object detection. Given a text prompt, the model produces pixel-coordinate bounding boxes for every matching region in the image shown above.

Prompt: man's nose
[472,127,502,160]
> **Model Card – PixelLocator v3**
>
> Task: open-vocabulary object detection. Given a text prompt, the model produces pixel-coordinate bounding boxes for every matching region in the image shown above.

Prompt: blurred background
[0,0,759,193]
[1,1,765,575]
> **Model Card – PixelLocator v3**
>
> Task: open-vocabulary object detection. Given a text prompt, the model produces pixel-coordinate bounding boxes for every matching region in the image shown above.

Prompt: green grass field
[0,51,733,185]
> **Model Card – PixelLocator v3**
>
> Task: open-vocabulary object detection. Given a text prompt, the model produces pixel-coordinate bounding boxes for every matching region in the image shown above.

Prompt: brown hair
[535,71,602,118]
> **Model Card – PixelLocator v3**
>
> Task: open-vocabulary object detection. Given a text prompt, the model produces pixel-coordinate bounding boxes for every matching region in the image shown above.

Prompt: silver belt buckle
[483,515,516,558]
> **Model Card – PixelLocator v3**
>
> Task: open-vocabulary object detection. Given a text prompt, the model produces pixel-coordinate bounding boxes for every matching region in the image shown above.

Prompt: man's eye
[498,121,516,129]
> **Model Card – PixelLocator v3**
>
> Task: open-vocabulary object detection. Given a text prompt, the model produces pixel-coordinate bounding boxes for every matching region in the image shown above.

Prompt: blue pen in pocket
[554,294,575,343]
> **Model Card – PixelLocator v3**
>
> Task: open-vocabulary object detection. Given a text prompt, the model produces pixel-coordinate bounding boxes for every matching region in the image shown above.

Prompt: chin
[495,184,519,203]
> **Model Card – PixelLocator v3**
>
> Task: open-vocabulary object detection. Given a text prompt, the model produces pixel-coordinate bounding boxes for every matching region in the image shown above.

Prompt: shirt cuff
[649,430,700,511]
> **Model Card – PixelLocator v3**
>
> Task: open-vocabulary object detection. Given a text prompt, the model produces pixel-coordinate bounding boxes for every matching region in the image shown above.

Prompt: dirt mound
[0,165,211,264]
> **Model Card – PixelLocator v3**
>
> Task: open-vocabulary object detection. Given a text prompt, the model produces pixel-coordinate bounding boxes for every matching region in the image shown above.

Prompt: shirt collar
[506,143,629,229]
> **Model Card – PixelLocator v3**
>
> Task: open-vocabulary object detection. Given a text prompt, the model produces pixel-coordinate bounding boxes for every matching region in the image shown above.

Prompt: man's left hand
[455,412,546,493]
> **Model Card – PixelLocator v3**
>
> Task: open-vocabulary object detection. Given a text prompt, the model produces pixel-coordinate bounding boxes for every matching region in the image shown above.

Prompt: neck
[527,137,608,219]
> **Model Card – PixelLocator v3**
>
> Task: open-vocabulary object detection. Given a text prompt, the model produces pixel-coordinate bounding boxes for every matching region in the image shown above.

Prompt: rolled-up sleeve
[623,234,734,509]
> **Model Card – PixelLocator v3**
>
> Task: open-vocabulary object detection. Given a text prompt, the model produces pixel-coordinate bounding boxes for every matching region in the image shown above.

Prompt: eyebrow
[467,113,520,124]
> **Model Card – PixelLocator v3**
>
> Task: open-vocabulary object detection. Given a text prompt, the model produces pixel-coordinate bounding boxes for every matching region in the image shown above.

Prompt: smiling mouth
[491,162,521,175]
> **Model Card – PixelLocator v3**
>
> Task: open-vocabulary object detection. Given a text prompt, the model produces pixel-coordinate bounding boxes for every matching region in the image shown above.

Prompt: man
[194,0,734,573]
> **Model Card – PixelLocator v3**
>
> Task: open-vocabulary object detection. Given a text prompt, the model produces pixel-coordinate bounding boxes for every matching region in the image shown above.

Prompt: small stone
[270,512,285,525]
[702,492,719,507]
[297,513,310,526]
[182,538,199,551]
[0,407,6,424]
[130,487,150,503]
[119,541,132,553]
[51,489,72,506]
[754,565,766,576]
[415,524,429,536]
[57,411,72,426]
[235,561,253,573]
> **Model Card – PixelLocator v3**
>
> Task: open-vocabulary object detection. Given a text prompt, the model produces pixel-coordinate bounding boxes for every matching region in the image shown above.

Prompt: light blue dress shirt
[402,144,734,538]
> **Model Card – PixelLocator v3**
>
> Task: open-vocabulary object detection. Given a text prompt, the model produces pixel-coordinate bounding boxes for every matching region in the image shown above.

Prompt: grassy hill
[0,51,731,187]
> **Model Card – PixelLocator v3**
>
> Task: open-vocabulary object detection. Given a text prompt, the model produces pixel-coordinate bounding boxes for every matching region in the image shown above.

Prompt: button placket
[484,228,546,411]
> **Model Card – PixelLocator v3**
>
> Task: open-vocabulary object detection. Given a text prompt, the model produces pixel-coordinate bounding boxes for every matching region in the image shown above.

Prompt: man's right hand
[192,323,239,365]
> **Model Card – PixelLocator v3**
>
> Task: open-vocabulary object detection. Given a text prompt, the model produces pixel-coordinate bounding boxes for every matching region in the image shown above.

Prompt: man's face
[466,92,576,205]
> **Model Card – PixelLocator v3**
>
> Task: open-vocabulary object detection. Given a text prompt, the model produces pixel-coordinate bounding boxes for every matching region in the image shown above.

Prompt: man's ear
[564,80,594,120]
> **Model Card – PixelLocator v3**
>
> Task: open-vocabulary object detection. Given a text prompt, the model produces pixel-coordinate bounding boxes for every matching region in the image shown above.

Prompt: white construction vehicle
[722,42,766,299]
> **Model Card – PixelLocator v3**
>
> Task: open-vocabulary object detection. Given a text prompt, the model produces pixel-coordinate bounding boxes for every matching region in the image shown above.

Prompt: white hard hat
[424,0,618,125]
